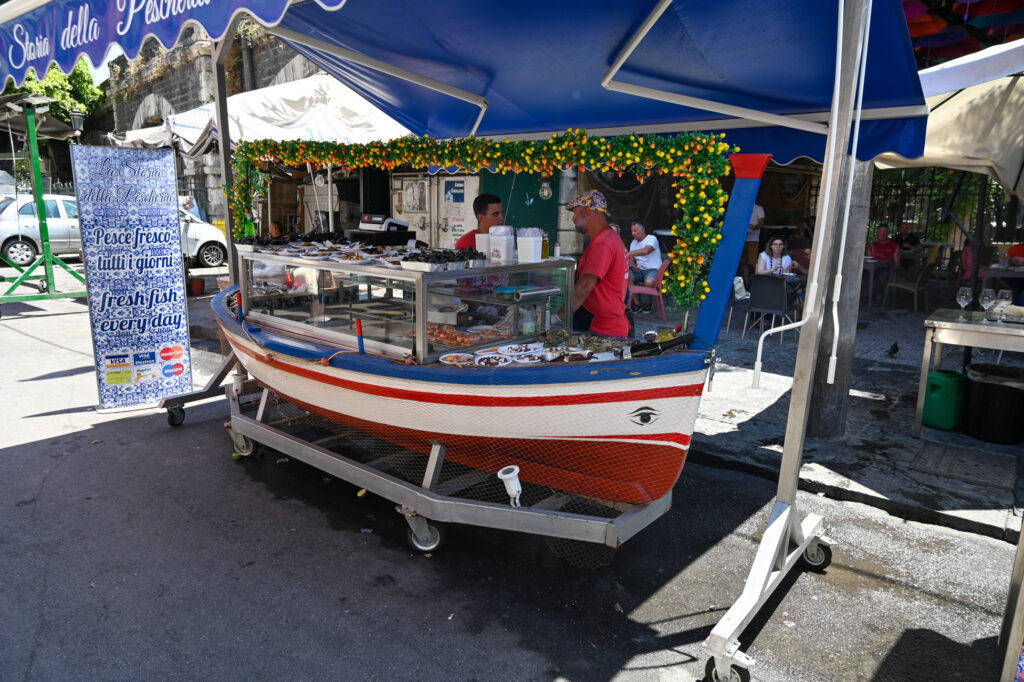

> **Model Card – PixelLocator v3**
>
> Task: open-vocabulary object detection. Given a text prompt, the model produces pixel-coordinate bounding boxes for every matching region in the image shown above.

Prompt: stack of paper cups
[475,233,491,261]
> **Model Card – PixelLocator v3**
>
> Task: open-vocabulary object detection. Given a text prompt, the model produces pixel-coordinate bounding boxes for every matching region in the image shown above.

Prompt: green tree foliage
[2,58,102,126]
[871,167,1006,241]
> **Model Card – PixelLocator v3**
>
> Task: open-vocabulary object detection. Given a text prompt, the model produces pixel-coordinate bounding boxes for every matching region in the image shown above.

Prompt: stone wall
[107,27,214,133]
[252,38,320,87]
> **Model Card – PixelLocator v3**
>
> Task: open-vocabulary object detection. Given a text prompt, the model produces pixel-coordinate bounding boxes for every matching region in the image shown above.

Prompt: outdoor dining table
[862,257,894,309]
[913,308,1024,437]
[982,265,1024,290]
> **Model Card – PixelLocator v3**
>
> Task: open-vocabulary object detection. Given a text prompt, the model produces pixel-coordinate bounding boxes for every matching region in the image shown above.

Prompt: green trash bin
[922,369,967,430]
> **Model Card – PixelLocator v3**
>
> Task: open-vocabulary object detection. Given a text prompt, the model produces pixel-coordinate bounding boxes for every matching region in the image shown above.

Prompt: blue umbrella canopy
[0,0,927,162]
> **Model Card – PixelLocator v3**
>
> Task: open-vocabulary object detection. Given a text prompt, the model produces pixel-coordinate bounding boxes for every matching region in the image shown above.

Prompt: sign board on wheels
[71,146,192,410]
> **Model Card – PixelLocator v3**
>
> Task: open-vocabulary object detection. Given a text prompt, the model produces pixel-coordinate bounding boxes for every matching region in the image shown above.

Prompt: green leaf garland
[229,129,738,309]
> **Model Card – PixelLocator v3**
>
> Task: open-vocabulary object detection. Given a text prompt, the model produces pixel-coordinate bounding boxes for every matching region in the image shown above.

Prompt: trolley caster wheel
[705,658,750,682]
[406,523,445,552]
[801,541,833,572]
[38,279,48,293]
[166,406,185,427]
[231,433,256,457]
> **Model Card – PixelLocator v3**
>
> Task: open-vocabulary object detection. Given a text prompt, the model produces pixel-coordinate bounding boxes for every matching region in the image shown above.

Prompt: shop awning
[876,38,1024,200]
[0,92,78,140]
[0,0,927,164]
[117,72,411,158]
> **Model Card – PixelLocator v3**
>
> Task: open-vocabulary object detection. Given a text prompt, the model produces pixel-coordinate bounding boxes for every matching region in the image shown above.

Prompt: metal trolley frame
[224,369,673,557]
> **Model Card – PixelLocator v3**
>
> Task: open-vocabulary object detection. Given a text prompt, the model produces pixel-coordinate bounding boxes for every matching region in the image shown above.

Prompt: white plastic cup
[475,233,491,260]
[518,236,543,263]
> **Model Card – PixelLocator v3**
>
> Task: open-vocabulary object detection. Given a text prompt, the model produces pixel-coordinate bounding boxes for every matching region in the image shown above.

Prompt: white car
[0,193,228,268]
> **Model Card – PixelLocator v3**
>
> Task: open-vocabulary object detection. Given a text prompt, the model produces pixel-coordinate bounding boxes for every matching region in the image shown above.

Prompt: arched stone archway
[129,92,175,132]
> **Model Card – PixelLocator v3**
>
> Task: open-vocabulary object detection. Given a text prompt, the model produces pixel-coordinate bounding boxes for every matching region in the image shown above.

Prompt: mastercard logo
[160,346,184,361]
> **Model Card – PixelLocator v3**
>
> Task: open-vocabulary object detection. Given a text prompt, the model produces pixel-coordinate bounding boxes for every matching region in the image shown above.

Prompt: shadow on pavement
[872,630,999,681]
[20,365,95,382]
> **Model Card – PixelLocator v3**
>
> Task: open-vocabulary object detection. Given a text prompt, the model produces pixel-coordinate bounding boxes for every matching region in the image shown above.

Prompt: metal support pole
[213,18,241,284]
[25,104,55,293]
[705,0,869,676]
[0,100,86,311]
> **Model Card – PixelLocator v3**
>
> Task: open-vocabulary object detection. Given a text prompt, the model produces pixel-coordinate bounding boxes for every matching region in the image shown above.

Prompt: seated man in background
[790,215,815,250]
[892,221,923,276]
[892,221,922,251]
[869,224,900,264]
[626,220,662,313]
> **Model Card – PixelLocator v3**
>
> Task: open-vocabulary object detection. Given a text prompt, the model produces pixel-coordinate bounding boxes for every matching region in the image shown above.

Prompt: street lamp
[70,109,84,135]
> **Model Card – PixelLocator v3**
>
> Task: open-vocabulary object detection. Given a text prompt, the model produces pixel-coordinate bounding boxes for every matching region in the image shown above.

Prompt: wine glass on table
[955,286,972,321]
[979,288,996,323]
[996,289,1013,323]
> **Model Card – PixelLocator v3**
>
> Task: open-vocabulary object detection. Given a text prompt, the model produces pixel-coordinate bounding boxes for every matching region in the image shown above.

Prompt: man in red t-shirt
[561,190,629,337]
[454,193,504,251]
[868,224,900,264]
[1008,242,1024,266]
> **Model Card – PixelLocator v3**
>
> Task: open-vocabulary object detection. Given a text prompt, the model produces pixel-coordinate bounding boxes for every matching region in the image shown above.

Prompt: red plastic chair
[628,259,671,321]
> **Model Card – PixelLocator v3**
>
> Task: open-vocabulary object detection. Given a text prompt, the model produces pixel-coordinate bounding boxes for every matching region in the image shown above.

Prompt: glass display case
[236,246,576,364]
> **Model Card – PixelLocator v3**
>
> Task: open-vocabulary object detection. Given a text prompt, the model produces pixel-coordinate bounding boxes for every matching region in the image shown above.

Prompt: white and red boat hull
[217,293,709,503]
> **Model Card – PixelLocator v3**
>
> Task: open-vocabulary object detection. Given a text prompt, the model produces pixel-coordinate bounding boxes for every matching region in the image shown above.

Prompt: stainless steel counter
[914,308,1024,437]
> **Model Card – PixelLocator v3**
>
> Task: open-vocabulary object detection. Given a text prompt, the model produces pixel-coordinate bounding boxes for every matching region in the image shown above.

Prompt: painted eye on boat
[629,406,659,426]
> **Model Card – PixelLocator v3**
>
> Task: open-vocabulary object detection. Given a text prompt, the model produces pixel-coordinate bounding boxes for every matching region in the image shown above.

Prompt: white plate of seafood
[439,353,475,366]
[474,353,512,367]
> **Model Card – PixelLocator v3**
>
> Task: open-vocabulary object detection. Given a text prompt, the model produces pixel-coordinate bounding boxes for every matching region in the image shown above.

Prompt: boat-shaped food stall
[213,139,766,556]
[218,243,711,507]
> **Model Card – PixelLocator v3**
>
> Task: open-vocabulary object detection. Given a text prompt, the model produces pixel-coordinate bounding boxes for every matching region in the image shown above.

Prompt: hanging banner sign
[0,0,328,89]
[71,145,192,410]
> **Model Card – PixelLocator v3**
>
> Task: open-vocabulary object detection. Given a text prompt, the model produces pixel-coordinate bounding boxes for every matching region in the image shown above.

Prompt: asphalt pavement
[0,264,1018,681]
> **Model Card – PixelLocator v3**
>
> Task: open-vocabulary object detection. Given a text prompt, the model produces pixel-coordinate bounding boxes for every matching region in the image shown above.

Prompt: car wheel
[3,239,38,267]
[197,242,226,267]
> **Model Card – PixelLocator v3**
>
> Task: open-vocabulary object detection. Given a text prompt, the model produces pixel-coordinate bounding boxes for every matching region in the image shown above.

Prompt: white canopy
[876,38,1024,201]
[121,72,410,157]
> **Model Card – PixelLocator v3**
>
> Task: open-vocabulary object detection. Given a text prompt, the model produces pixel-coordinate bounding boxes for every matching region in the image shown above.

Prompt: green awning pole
[24,103,55,293]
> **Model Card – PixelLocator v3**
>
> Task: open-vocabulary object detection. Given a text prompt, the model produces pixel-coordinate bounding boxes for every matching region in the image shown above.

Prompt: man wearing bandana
[562,191,629,337]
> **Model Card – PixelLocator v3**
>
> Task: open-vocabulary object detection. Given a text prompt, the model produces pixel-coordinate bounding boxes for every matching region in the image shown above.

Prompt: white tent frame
[0,1,920,678]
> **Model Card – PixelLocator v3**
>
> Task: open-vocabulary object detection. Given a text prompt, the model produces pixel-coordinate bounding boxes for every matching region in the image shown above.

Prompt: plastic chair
[741,275,797,343]
[628,259,671,321]
[883,262,936,312]
[725,276,750,334]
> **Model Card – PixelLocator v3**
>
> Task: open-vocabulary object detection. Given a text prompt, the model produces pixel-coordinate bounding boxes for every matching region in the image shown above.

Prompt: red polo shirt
[577,227,629,337]
[869,240,899,262]
[455,230,477,251]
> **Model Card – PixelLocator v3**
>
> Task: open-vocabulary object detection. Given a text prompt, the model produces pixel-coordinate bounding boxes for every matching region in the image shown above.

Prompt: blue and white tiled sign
[71,146,192,409]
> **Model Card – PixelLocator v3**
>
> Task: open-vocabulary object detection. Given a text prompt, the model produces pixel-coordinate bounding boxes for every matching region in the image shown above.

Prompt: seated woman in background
[757,235,805,304]
[756,235,795,276]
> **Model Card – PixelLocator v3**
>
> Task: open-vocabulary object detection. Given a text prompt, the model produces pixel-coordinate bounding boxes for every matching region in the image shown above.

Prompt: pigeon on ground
[886,342,899,358]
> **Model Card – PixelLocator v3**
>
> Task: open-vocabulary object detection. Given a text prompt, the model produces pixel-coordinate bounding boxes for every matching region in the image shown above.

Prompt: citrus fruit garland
[230,129,738,309]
